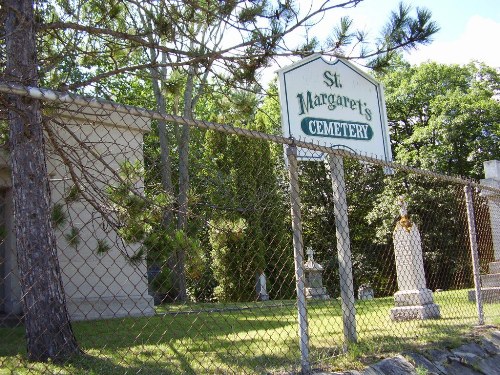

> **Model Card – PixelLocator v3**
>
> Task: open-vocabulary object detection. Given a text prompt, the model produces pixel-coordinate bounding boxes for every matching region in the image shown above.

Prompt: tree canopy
[380,61,500,178]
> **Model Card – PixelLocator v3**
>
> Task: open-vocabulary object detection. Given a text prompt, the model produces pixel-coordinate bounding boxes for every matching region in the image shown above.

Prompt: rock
[360,367,383,375]
[480,337,500,355]
[425,349,453,373]
[444,358,483,375]
[452,342,487,358]
[449,351,482,368]
[475,355,500,374]
[315,372,362,375]
[369,355,417,375]
[489,331,500,347]
[312,329,500,375]
[404,352,444,374]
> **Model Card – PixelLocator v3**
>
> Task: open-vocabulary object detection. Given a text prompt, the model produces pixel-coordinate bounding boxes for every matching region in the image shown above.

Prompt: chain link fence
[0,82,499,374]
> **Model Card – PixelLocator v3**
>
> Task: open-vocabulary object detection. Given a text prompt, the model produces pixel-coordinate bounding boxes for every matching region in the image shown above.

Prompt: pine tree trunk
[169,69,195,303]
[5,0,80,361]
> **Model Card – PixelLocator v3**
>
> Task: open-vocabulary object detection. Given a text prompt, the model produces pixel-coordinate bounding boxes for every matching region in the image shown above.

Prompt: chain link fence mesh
[0,83,499,374]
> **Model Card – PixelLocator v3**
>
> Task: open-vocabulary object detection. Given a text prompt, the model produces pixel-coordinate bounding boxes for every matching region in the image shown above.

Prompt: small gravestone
[390,197,440,321]
[255,271,269,301]
[304,247,330,300]
[358,284,374,300]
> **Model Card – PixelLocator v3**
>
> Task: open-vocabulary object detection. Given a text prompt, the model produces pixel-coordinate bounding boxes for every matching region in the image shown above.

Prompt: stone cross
[306,247,314,262]
[398,195,408,217]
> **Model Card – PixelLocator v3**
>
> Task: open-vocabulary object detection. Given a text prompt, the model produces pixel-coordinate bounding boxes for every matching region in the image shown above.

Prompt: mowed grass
[1,289,499,374]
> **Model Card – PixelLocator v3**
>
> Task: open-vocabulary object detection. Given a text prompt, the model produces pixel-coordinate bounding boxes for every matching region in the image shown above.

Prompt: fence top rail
[1,81,499,194]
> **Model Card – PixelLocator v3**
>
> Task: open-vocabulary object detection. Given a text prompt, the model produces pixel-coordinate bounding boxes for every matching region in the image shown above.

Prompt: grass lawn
[1,289,499,374]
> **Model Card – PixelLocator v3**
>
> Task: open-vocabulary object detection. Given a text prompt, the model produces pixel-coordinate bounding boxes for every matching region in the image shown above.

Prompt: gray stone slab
[425,349,453,374]
[390,303,441,321]
[394,289,435,307]
[480,337,500,355]
[481,273,500,287]
[314,330,500,375]
[490,331,500,346]
[314,372,362,375]
[449,352,481,368]
[443,359,483,375]
[360,367,384,375]
[468,287,500,303]
[490,261,500,274]
[404,352,444,374]
[426,349,453,363]
[370,355,417,375]
[476,355,500,375]
[452,342,488,358]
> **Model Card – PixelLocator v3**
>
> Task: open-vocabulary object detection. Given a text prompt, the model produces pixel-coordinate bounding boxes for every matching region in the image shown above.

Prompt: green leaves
[107,160,174,245]
[65,226,80,248]
[51,203,67,229]
[380,61,500,178]
[327,16,355,55]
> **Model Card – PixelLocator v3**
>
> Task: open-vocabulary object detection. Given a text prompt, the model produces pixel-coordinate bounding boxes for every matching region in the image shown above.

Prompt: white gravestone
[304,247,330,300]
[358,285,374,300]
[469,160,500,303]
[390,197,440,321]
[255,271,269,301]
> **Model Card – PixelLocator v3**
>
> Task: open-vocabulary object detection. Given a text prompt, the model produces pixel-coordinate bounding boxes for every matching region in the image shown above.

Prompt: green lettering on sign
[300,117,373,140]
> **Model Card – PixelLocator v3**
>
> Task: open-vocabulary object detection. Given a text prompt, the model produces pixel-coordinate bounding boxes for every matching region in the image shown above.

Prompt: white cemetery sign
[278,54,392,162]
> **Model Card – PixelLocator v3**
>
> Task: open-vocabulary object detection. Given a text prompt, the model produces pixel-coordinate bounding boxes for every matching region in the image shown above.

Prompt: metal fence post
[328,154,357,345]
[286,145,310,374]
[464,185,485,326]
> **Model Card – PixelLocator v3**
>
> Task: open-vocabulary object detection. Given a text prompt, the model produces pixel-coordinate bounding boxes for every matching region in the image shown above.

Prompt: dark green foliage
[209,218,257,302]
[51,203,67,229]
[64,185,80,203]
[106,160,172,246]
[194,86,294,302]
[95,239,111,254]
[65,226,80,248]
[150,266,173,296]
[368,3,440,72]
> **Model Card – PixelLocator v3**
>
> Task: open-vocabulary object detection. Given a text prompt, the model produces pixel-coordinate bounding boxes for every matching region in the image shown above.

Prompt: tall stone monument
[469,160,500,303]
[390,197,440,321]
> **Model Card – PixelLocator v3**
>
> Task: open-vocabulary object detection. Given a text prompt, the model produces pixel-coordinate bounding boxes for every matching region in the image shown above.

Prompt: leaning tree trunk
[5,0,80,361]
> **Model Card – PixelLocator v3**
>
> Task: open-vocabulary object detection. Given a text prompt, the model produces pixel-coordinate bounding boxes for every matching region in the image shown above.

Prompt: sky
[313,0,500,67]
[265,0,500,84]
